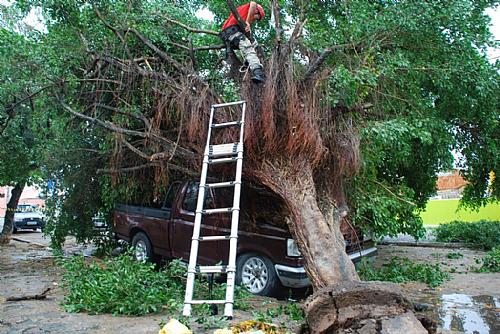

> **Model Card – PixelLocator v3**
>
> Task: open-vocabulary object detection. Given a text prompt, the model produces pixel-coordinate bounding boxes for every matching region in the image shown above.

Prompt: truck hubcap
[134,240,148,262]
[242,257,268,293]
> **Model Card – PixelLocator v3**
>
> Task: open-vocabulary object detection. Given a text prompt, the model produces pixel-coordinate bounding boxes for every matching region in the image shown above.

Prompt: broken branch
[6,288,51,302]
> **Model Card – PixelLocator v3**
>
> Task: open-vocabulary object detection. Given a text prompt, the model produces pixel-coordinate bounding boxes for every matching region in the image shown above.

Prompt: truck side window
[163,182,181,209]
[182,182,214,212]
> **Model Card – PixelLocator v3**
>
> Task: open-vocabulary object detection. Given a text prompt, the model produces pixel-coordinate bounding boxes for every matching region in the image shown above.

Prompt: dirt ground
[376,245,500,334]
[1,232,499,334]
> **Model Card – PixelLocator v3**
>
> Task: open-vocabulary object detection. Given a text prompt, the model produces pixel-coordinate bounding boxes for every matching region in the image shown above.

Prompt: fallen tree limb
[6,288,51,302]
[11,237,47,248]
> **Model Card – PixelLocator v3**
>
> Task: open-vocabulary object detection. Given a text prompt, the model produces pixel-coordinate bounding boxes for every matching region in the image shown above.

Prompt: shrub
[60,254,250,316]
[434,220,500,250]
[61,255,185,315]
[478,248,500,273]
[446,252,464,259]
[358,257,450,288]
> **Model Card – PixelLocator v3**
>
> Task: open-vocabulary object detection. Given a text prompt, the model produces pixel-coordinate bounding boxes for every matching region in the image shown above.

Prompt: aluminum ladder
[182,100,246,318]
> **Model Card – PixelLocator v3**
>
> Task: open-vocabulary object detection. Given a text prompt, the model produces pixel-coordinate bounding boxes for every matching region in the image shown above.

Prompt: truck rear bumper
[274,247,378,288]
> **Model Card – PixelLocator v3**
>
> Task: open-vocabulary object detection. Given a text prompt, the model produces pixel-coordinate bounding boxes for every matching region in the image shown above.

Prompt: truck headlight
[287,239,301,257]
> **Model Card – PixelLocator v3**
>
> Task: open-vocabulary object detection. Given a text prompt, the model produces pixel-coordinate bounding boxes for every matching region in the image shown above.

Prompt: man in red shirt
[220,2,265,83]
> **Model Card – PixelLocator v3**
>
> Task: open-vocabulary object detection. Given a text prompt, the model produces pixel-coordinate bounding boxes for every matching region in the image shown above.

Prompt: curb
[379,241,468,249]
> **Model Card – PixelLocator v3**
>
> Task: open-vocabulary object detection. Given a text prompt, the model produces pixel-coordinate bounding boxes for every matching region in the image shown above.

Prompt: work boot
[251,67,265,83]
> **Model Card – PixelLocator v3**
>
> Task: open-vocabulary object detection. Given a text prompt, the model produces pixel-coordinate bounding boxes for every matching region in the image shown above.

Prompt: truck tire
[131,232,154,262]
[236,253,281,296]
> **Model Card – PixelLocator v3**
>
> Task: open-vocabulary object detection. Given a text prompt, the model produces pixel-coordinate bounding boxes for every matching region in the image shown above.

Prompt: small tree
[0,27,44,243]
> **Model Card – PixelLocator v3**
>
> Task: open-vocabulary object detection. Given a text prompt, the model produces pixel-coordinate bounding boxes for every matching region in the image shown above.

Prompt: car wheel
[13,227,18,234]
[236,253,281,296]
[131,232,154,262]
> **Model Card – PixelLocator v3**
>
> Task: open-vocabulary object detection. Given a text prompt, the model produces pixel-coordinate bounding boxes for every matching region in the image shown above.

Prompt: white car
[13,205,45,232]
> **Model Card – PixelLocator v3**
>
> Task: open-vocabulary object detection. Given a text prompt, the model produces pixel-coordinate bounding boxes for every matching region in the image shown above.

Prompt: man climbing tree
[219,1,265,83]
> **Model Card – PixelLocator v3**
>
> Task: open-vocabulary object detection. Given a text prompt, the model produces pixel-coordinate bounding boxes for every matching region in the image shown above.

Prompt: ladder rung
[188,300,227,305]
[211,121,241,129]
[198,265,228,273]
[212,100,246,108]
[201,207,235,214]
[208,143,240,157]
[204,181,238,189]
[198,235,231,241]
[208,157,239,164]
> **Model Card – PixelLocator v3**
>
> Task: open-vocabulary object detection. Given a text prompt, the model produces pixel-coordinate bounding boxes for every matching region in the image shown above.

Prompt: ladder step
[208,143,240,157]
[197,265,228,273]
[212,100,246,108]
[208,157,239,164]
[201,207,236,214]
[188,300,227,305]
[198,235,231,241]
[204,181,238,189]
[211,121,241,129]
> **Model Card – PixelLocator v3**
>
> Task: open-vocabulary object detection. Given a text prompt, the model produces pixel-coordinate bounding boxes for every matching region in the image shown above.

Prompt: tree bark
[253,159,358,289]
[0,182,24,244]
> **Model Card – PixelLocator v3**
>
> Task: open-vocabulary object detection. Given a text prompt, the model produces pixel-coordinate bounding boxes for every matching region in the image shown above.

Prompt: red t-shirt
[221,3,250,30]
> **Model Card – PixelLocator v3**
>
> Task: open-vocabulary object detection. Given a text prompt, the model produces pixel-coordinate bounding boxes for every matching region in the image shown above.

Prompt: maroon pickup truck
[113,181,377,296]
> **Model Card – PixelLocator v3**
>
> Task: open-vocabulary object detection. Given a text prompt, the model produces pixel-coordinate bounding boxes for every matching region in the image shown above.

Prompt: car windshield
[15,205,39,213]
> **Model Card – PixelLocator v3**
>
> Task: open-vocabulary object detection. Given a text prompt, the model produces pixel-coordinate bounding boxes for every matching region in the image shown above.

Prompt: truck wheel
[236,253,281,296]
[131,232,154,262]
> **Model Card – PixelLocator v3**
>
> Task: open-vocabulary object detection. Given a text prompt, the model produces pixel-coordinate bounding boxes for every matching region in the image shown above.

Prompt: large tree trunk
[253,159,358,288]
[253,160,433,333]
[0,182,24,244]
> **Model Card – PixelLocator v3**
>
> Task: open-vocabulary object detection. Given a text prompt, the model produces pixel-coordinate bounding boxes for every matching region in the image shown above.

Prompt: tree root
[304,281,434,334]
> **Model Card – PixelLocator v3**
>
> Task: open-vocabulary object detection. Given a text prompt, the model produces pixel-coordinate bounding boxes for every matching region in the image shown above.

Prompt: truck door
[172,182,222,264]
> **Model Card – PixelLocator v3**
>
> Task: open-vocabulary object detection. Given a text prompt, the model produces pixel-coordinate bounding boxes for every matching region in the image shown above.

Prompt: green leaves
[358,256,450,288]
[61,255,187,315]
[61,254,251,317]
[434,220,500,250]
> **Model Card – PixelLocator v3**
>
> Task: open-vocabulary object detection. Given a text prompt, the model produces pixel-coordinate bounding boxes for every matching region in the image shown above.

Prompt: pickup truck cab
[114,181,377,296]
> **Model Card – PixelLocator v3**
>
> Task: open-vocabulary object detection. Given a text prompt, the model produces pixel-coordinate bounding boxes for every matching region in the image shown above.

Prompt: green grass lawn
[420,199,500,225]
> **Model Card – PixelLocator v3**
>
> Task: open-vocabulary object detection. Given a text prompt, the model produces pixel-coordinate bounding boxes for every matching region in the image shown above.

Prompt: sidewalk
[380,226,467,248]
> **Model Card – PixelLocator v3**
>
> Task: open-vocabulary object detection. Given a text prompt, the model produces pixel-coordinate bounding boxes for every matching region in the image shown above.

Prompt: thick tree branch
[272,0,283,45]
[97,163,160,174]
[94,6,135,62]
[97,162,199,178]
[58,98,195,160]
[1,84,55,135]
[119,136,151,160]
[89,103,150,128]
[164,17,219,36]
[127,28,188,74]
[370,179,417,206]
[92,52,182,90]
[303,44,350,81]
